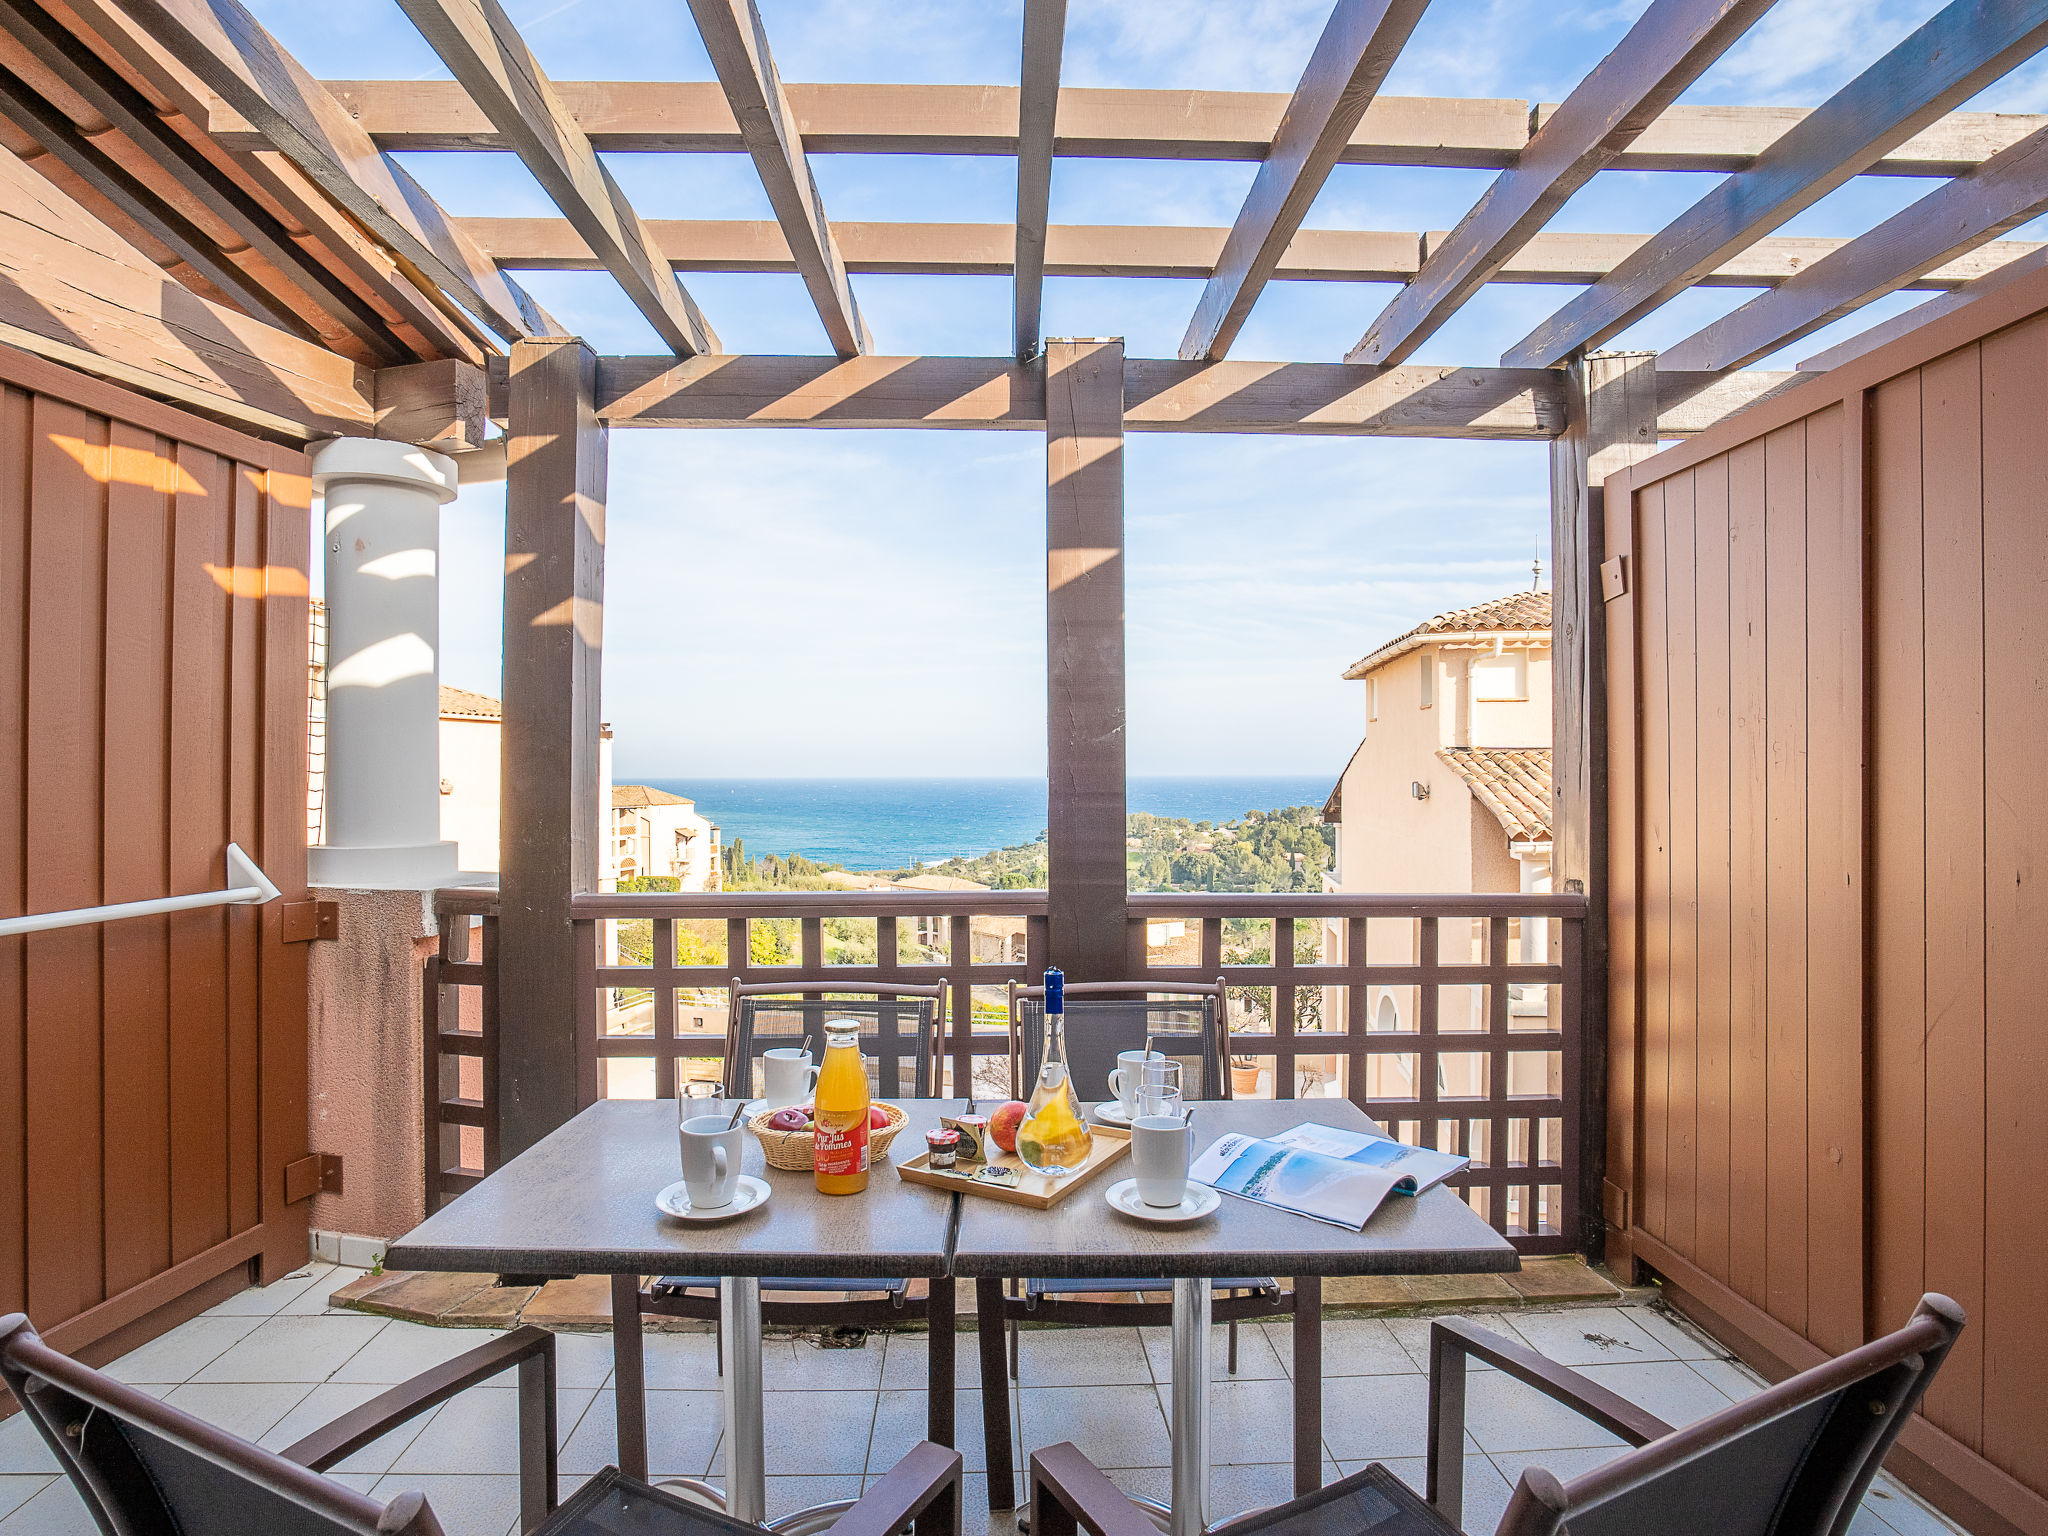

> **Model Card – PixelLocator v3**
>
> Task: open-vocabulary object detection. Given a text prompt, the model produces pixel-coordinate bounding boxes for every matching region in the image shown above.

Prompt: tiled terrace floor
[0,1264,1969,1536]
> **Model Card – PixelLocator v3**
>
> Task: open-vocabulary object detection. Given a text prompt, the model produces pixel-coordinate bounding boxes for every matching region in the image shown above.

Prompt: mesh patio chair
[643,980,948,1357]
[1026,1293,1965,1536]
[987,982,1292,1441]
[0,1308,961,1536]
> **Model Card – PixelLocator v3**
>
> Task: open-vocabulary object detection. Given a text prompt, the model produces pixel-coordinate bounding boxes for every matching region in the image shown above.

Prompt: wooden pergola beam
[1012,0,1065,362]
[0,139,373,438]
[1795,242,2048,373]
[455,215,2038,291]
[1505,0,2048,368]
[1179,0,1428,361]
[1660,123,2048,373]
[1348,0,1773,366]
[115,0,553,344]
[288,79,2048,178]
[394,0,717,358]
[685,0,866,356]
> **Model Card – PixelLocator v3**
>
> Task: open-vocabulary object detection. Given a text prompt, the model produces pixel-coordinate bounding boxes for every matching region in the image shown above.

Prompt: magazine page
[1264,1122,1468,1194]
[1189,1131,1411,1231]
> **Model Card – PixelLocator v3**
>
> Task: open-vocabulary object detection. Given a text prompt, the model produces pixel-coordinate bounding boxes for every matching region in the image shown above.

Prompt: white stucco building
[612,785,723,891]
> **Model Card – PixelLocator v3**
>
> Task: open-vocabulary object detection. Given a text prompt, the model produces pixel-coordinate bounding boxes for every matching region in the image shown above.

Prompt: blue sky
[267,0,2045,778]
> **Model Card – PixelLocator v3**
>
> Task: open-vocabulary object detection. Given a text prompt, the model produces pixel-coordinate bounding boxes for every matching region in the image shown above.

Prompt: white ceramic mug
[1107,1050,1165,1113]
[1130,1113,1194,1208]
[762,1048,819,1109]
[679,1114,743,1209]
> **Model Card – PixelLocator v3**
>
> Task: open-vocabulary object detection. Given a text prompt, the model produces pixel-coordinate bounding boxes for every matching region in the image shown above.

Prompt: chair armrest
[1427,1317,1672,1531]
[282,1324,553,1469]
[832,1441,962,1536]
[1030,1443,1160,1536]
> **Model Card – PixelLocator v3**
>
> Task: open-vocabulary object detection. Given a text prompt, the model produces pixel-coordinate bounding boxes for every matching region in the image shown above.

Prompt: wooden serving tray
[894,1124,1131,1208]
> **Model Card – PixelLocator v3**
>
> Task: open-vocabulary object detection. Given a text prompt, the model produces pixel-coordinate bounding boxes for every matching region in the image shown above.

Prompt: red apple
[869,1105,892,1130]
[988,1100,1028,1154]
[766,1107,810,1132]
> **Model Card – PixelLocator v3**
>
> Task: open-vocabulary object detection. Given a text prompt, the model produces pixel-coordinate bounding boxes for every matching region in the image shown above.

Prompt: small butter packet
[941,1113,990,1163]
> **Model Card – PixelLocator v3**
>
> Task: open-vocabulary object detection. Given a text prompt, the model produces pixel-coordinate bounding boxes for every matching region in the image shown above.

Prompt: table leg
[976,1278,1016,1511]
[921,1279,959,1536]
[721,1276,767,1524]
[1169,1278,1211,1536]
[1291,1277,1322,1498]
[610,1275,648,1481]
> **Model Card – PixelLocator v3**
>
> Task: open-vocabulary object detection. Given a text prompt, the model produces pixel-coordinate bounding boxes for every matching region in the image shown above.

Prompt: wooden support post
[499,338,606,1158]
[1548,349,1657,1266]
[1045,338,1126,981]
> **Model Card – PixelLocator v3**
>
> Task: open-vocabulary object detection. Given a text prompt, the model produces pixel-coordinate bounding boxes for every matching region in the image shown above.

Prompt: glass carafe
[1017,968,1094,1176]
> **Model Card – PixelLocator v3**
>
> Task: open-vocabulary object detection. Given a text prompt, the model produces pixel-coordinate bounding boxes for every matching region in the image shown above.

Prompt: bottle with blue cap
[1019,967,1093,1175]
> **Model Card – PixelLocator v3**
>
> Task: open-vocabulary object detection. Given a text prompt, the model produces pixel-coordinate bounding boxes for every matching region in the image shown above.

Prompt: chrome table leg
[1169,1278,1212,1536]
[721,1276,767,1523]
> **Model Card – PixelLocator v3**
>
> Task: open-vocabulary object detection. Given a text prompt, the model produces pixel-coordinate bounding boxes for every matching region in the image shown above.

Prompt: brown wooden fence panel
[0,345,311,1360]
[1603,264,2048,1536]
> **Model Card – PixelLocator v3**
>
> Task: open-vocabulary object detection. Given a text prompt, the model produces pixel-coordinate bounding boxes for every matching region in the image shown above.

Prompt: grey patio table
[953,1098,1518,1536]
[383,1097,963,1530]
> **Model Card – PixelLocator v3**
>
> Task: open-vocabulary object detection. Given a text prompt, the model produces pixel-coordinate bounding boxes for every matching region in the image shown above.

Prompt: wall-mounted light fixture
[1411,781,1431,801]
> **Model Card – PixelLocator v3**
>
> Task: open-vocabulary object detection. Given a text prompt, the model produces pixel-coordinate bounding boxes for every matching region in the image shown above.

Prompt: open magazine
[1189,1122,1468,1231]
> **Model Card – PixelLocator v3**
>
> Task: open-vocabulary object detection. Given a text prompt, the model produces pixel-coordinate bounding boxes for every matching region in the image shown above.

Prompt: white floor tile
[329,1322,506,1385]
[881,1330,982,1389]
[1457,1371,1624,1455]
[638,1330,718,1389]
[281,1266,372,1317]
[389,1386,596,1475]
[1019,1383,1169,1469]
[368,1473,522,1536]
[1628,1305,1728,1361]
[0,1478,95,1535]
[1570,1360,1734,1429]
[551,1331,620,1390]
[258,1381,430,1474]
[1318,1373,1436,1460]
[766,1336,885,1391]
[0,1478,51,1522]
[870,1388,1000,1474]
[204,1264,334,1317]
[1503,1308,1674,1367]
[1142,1323,1287,1382]
[1014,1327,1151,1387]
[709,1390,879,1477]
[159,1380,315,1442]
[562,1390,724,1479]
[1686,1353,1768,1399]
[0,1414,60,1475]
[1152,1376,1296,1465]
[189,1314,389,1384]
[100,1315,263,1384]
[1367,1451,1518,1533]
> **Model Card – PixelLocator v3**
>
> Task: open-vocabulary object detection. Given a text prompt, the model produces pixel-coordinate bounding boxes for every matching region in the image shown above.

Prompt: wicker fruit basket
[746,1103,909,1172]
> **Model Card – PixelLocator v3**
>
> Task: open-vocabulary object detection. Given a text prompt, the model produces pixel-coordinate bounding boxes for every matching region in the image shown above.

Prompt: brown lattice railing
[426,887,1587,1253]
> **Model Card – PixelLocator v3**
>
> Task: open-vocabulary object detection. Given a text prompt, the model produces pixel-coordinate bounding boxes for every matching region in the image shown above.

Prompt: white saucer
[1104,1178,1220,1224]
[1092,1101,1135,1126]
[656,1174,771,1223]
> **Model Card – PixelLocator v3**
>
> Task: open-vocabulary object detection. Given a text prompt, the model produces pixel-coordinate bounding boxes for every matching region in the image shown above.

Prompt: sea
[639,776,1331,872]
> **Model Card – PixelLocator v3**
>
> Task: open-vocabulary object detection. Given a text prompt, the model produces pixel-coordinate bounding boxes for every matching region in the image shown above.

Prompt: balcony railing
[426,888,1588,1254]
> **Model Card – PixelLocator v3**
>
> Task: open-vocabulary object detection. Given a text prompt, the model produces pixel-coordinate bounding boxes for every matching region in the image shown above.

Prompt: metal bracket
[285,1153,344,1204]
[281,899,340,944]
[1600,555,1629,601]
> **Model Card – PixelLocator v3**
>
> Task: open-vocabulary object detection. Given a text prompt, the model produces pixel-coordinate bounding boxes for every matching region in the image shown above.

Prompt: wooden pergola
[3,0,2047,1162]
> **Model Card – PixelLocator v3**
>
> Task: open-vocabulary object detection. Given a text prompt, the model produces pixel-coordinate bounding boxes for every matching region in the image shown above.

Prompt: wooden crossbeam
[1795,242,2048,372]
[1505,0,2048,368]
[51,0,487,363]
[116,0,552,344]
[1347,0,1774,366]
[1661,123,2048,373]
[395,0,716,358]
[289,79,2048,178]
[454,214,2038,291]
[686,0,866,356]
[0,0,412,364]
[1179,0,1429,361]
[1012,0,1066,361]
[0,139,372,438]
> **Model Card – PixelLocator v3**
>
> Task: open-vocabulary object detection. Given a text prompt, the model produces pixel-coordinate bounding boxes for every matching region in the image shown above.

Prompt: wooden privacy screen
[1603,269,2048,1536]
[0,345,311,1361]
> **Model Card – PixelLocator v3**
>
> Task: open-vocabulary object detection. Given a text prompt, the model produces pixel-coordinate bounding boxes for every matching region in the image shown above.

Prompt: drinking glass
[1136,1059,1183,1119]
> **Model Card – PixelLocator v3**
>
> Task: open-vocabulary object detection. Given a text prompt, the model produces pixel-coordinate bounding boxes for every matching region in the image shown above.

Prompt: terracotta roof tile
[439,685,502,720]
[1343,590,1551,678]
[613,784,692,808]
[1437,746,1552,843]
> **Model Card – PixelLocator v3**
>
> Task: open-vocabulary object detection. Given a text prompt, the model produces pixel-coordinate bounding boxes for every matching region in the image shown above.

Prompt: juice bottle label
[814,1117,869,1177]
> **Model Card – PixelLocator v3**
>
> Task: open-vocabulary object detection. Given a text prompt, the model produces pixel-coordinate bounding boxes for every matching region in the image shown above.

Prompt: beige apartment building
[1322,591,1556,1172]
[612,785,723,891]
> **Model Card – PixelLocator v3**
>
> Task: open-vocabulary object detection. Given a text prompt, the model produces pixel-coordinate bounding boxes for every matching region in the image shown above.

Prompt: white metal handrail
[0,844,281,938]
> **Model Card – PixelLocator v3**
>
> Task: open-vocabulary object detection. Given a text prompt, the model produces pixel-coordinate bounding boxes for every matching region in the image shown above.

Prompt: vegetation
[717,805,1333,895]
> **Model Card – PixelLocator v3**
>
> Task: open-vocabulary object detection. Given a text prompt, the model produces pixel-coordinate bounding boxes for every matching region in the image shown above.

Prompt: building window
[1472,651,1527,701]
[1366,674,1378,721]
[1418,649,1435,709]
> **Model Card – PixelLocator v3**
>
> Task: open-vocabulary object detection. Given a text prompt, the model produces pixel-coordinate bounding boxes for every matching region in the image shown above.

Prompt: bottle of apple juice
[813,1018,871,1195]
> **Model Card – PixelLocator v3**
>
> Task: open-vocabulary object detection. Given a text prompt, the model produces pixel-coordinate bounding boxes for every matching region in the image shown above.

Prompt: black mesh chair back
[1016,984,1224,1102]
[0,1313,441,1536]
[727,984,941,1100]
[1497,1294,1964,1536]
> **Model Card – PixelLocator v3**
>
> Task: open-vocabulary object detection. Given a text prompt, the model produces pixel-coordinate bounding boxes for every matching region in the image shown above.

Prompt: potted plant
[1230,1055,1262,1096]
